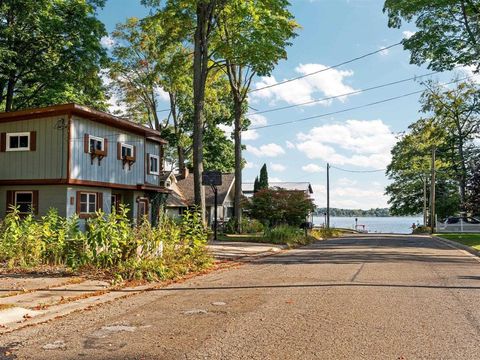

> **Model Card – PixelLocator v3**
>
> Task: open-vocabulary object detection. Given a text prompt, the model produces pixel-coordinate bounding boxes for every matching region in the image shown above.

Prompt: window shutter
[30,131,36,151]
[133,145,137,160]
[160,145,164,171]
[147,153,151,174]
[32,190,39,215]
[0,132,6,152]
[84,134,89,153]
[6,190,14,212]
[97,192,103,211]
[103,138,108,156]
[117,142,122,160]
[76,191,82,214]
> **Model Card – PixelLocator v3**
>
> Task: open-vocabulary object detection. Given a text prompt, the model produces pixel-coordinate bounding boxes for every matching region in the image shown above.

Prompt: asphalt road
[2,234,480,359]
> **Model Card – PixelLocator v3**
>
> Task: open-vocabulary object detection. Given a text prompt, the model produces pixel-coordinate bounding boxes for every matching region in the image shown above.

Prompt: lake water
[312,216,423,234]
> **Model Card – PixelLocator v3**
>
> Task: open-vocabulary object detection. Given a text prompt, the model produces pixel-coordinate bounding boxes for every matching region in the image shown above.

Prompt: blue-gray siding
[70,116,148,185]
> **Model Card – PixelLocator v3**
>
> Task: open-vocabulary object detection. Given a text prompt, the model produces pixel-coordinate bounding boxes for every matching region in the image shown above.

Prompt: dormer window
[165,180,171,188]
[149,154,159,175]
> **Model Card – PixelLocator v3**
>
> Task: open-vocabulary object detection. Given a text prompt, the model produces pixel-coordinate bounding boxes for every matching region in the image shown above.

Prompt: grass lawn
[436,233,480,250]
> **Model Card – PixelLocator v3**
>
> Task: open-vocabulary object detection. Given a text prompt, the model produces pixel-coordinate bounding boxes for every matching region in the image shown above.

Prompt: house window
[89,135,104,153]
[15,191,33,213]
[7,132,30,151]
[149,154,160,175]
[79,192,97,214]
[121,144,133,158]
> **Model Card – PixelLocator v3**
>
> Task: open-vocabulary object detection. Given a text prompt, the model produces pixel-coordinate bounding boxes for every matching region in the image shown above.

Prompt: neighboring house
[166,169,235,225]
[0,103,169,225]
[242,182,314,198]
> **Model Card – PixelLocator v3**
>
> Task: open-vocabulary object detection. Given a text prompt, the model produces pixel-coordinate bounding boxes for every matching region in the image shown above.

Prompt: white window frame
[6,132,30,151]
[14,191,33,213]
[79,192,97,214]
[88,135,105,153]
[121,143,134,158]
[149,154,160,175]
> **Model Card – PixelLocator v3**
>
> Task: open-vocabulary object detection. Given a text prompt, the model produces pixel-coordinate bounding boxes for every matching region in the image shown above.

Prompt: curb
[432,236,480,259]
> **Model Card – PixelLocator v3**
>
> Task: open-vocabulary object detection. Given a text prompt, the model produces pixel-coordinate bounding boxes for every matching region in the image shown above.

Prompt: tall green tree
[386,118,460,221]
[420,79,480,208]
[384,0,480,71]
[214,0,298,232]
[258,163,269,191]
[142,0,228,221]
[0,0,108,112]
[253,176,260,193]
[109,16,193,171]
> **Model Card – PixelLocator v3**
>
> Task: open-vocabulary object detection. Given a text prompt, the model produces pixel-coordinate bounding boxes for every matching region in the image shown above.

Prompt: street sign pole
[212,185,218,241]
[327,163,330,229]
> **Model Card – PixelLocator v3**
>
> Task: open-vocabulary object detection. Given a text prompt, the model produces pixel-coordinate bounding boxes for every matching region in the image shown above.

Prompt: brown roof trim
[0,179,67,186]
[0,103,167,143]
[137,184,171,193]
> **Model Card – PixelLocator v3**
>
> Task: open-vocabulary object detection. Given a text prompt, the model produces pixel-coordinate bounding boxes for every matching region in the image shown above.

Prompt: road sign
[202,170,222,186]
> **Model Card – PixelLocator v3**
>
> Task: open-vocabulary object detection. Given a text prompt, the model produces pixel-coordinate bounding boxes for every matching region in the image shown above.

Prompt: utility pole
[423,175,428,226]
[326,163,330,229]
[430,147,436,234]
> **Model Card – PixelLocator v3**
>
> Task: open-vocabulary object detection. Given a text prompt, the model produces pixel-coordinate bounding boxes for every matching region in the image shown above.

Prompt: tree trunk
[169,93,186,172]
[457,138,468,209]
[192,3,211,221]
[5,73,15,112]
[233,98,242,233]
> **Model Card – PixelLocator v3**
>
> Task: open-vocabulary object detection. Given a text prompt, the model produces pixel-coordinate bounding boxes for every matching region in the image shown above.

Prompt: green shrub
[223,217,265,234]
[0,206,212,281]
[263,225,311,246]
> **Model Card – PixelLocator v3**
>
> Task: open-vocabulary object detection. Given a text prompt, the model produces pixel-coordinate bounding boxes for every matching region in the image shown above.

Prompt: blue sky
[97,0,465,209]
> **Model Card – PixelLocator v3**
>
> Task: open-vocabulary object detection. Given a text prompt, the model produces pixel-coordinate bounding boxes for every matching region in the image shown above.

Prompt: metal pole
[423,175,428,226]
[326,163,330,229]
[430,147,436,234]
[214,186,218,241]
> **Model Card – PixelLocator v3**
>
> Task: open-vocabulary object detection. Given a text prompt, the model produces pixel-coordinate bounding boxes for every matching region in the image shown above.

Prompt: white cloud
[251,63,357,106]
[249,114,268,127]
[337,177,357,186]
[101,36,115,49]
[295,119,397,169]
[302,163,324,173]
[218,124,233,135]
[379,46,389,56]
[244,161,256,169]
[286,141,295,149]
[247,143,285,157]
[242,130,259,141]
[270,177,283,182]
[402,31,415,39]
[270,163,286,172]
[154,86,170,102]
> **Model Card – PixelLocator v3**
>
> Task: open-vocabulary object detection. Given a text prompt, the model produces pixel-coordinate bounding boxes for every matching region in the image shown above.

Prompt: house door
[137,199,149,223]
[111,194,121,213]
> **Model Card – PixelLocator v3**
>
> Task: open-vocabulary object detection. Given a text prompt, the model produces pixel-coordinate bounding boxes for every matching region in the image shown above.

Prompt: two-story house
[0,104,168,224]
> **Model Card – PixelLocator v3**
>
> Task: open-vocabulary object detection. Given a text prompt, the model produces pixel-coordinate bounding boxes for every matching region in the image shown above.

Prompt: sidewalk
[0,241,285,334]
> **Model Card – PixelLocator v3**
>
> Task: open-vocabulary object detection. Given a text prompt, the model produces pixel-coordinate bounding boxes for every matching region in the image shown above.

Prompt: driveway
[2,234,480,359]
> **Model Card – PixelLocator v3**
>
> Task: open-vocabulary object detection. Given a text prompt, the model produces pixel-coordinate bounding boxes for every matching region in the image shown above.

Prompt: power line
[247,69,449,116]
[330,165,386,173]
[248,75,477,131]
[248,42,402,94]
